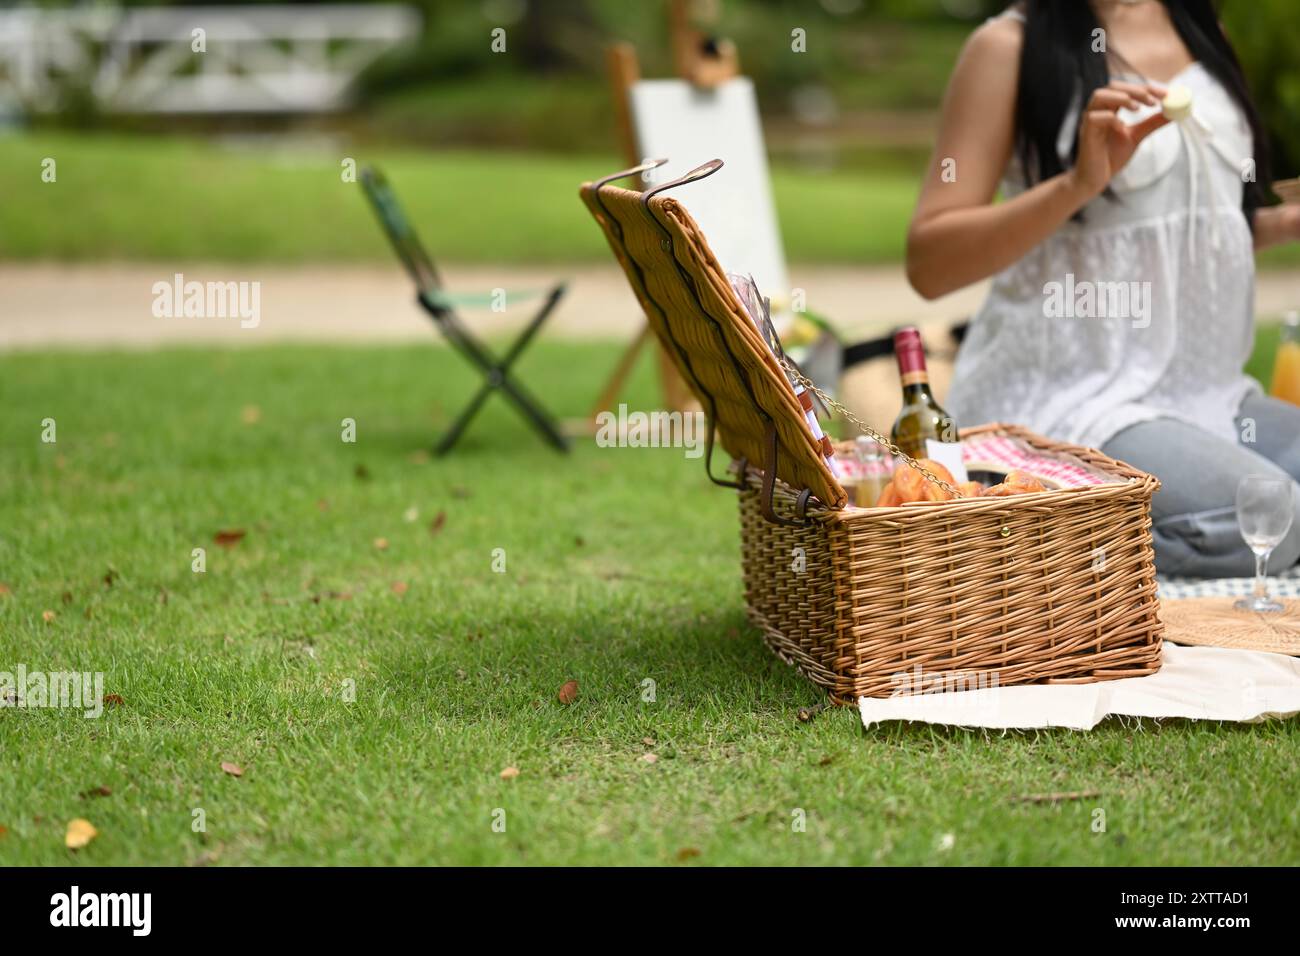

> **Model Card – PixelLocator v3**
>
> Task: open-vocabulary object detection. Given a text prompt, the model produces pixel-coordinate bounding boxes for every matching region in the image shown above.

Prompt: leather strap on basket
[760,423,801,528]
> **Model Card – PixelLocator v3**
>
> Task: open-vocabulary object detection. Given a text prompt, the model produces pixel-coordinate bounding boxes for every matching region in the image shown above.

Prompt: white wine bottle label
[925,438,968,483]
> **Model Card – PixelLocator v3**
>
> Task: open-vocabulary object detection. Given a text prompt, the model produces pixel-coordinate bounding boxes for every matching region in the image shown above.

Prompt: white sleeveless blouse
[947,12,1259,448]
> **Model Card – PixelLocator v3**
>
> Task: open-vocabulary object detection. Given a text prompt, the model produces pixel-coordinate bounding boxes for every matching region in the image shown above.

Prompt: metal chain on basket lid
[726,273,957,500]
[776,355,959,498]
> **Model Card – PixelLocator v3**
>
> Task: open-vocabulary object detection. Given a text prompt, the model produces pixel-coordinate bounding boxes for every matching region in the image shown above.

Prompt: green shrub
[1221,0,1300,179]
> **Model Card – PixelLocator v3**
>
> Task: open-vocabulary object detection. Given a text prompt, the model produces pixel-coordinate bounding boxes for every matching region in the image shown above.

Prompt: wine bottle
[890,327,959,460]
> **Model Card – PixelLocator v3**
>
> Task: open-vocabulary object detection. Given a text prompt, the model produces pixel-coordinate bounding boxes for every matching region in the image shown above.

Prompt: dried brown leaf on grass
[1013,789,1100,805]
[214,529,246,549]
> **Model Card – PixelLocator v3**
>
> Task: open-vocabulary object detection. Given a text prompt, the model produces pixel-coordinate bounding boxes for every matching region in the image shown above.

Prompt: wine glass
[1234,475,1295,613]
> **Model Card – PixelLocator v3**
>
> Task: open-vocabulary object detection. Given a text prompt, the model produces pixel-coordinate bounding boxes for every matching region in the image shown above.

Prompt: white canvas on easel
[628,76,791,325]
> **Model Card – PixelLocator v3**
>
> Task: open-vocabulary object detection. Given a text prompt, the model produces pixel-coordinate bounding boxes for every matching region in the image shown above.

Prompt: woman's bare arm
[1252,204,1300,251]
[905,19,1166,300]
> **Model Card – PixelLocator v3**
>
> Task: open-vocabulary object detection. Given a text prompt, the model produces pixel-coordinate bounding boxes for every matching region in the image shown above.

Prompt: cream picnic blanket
[858,641,1300,730]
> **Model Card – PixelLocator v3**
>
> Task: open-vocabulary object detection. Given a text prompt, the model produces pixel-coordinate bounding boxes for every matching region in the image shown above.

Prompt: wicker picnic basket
[580,159,1164,703]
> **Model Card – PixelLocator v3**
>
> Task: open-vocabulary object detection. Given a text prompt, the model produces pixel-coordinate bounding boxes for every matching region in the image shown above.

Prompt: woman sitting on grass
[906,0,1300,577]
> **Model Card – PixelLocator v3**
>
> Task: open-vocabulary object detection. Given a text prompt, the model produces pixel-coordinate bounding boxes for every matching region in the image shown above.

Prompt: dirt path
[0,262,986,349]
[3,262,1298,349]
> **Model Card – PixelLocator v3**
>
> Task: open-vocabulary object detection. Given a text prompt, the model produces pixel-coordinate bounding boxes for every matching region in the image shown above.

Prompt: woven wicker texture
[1162,597,1300,655]
[741,424,1165,701]
[579,179,847,509]
[580,168,1164,703]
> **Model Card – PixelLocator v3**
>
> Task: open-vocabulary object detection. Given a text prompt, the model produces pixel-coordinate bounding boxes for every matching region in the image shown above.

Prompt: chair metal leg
[494,373,570,452]
[427,285,570,455]
[435,378,497,456]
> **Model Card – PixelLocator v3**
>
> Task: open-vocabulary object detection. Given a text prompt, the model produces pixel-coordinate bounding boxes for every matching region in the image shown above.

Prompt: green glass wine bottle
[889,327,959,460]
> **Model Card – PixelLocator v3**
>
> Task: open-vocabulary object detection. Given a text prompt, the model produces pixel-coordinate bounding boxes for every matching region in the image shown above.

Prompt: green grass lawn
[1,337,1298,866]
[7,131,1298,269]
[0,131,919,265]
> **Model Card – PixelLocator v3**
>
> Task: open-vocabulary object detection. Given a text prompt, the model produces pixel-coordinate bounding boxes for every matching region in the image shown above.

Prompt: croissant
[892,462,927,502]
[982,483,1018,497]
[905,459,958,502]
[983,471,1047,497]
[1004,470,1047,493]
[876,458,962,506]
[869,462,1044,507]
[915,458,958,488]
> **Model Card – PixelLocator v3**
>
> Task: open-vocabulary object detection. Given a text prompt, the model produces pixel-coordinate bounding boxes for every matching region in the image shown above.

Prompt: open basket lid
[580,160,847,511]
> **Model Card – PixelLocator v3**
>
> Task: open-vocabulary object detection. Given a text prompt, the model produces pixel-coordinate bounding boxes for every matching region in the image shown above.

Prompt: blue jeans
[1101,394,1300,578]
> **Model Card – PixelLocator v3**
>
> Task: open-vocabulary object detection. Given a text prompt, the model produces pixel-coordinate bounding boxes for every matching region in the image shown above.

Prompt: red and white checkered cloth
[836,434,1117,488]
[961,433,1114,488]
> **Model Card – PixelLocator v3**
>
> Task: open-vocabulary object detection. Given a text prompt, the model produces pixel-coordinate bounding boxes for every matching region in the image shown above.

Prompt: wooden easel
[587,0,740,421]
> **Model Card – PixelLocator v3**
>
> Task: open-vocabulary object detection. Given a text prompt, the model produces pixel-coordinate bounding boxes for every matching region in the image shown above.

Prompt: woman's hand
[1068,81,1171,201]
[905,21,1172,299]
[1253,202,1300,251]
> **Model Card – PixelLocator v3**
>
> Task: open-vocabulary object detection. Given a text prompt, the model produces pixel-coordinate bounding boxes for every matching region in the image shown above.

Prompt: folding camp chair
[360,166,569,455]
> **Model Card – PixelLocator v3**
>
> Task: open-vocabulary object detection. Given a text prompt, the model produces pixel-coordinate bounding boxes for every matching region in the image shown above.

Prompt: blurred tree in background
[353,0,1299,176]
[352,0,991,155]
[1221,0,1300,178]
[11,0,1295,176]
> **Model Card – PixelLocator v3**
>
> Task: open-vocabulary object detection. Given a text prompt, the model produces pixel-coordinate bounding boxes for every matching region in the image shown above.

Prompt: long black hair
[1013,0,1272,221]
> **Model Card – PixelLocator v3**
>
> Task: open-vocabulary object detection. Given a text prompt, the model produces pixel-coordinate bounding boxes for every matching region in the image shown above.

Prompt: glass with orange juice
[1270,311,1300,407]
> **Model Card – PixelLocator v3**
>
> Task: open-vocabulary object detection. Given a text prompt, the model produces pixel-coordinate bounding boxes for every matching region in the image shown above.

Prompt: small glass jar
[848,436,894,508]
